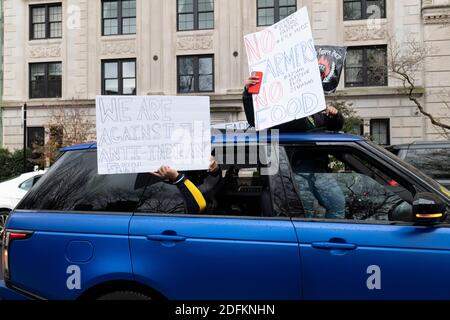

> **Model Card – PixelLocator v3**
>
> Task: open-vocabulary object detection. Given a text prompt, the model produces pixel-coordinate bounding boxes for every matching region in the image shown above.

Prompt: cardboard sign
[244,7,326,131]
[96,96,211,175]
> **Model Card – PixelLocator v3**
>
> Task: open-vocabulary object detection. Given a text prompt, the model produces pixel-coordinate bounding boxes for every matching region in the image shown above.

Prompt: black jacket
[242,89,345,132]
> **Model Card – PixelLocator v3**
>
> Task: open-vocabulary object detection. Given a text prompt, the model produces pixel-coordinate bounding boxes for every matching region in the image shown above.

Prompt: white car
[0,171,46,233]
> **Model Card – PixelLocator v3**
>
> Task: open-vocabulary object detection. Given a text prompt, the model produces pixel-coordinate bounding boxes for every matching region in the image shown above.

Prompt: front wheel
[96,291,152,300]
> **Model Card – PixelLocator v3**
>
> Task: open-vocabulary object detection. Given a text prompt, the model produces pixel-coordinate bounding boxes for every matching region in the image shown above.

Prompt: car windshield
[366,141,447,194]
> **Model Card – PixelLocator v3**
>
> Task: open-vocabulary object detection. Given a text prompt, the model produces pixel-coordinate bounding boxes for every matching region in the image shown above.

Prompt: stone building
[1,0,450,151]
[0,0,3,147]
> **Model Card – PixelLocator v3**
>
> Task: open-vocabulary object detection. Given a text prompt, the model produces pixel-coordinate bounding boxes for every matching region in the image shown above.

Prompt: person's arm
[153,166,206,214]
[323,106,345,132]
[173,174,207,214]
[242,76,260,127]
[197,156,222,198]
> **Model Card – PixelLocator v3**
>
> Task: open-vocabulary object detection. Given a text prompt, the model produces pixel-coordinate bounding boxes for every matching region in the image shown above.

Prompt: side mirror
[413,193,448,224]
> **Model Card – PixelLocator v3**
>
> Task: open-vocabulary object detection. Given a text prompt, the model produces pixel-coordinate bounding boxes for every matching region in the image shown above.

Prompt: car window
[137,164,275,217]
[215,165,272,217]
[136,176,188,214]
[17,150,146,213]
[137,143,282,218]
[405,148,450,180]
[19,177,35,191]
[285,146,414,222]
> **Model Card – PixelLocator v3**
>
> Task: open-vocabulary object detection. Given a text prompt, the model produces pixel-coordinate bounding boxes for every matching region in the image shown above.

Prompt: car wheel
[96,291,152,300]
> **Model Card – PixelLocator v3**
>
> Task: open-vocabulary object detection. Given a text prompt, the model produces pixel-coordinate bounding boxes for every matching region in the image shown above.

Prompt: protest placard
[244,7,326,131]
[316,46,347,95]
[96,96,211,175]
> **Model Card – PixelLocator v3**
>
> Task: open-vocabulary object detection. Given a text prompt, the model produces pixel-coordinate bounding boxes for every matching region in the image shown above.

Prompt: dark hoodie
[242,89,345,132]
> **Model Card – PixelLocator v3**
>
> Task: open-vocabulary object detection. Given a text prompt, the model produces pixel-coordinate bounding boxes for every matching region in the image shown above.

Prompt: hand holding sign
[96,95,211,175]
[247,72,263,94]
[244,7,326,131]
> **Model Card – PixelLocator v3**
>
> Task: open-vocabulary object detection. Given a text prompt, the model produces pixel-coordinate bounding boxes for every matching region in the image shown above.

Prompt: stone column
[422,0,450,139]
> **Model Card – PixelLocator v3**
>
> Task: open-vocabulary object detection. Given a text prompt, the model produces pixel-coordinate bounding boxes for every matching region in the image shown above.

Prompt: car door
[129,160,301,300]
[284,142,450,300]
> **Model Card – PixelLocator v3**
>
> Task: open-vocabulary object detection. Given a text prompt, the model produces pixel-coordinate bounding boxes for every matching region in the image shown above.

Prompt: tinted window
[286,146,414,222]
[405,148,450,180]
[136,174,187,214]
[17,150,146,213]
[138,143,281,217]
[136,165,275,217]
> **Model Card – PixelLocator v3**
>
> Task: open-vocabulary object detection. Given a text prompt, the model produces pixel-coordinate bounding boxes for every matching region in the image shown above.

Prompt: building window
[27,127,45,150]
[343,0,386,21]
[370,119,390,146]
[345,46,388,87]
[177,0,214,31]
[102,0,136,36]
[29,62,62,99]
[102,59,136,95]
[257,0,297,27]
[30,3,62,40]
[177,55,214,93]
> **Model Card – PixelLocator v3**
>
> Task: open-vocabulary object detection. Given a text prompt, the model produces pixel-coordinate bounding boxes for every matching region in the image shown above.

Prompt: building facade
[1,0,450,151]
[0,0,3,147]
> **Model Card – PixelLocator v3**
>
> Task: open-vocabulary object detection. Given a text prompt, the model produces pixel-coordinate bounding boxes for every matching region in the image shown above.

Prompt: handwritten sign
[244,7,326,131]
[96,96,211,175]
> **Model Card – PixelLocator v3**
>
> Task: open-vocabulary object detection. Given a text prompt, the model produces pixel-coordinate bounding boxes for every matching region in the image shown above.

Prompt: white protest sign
[96,96,211,175]
[244,7,326,131]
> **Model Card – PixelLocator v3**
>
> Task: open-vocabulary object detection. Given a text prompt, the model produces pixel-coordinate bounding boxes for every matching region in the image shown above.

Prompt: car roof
[389,141,450,149]
[61,133,365,151]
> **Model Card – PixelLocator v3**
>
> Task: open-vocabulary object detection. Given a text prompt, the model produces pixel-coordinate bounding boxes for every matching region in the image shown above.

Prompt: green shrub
[0,148,37,183]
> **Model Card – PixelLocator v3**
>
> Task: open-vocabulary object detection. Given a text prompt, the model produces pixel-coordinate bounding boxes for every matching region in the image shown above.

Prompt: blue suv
[1,133,449,300]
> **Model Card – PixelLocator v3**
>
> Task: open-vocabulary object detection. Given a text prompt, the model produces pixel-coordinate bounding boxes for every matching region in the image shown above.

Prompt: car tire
[96,291,152,300]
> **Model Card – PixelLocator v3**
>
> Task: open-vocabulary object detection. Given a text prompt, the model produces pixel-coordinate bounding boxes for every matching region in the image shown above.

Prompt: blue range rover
[1,133,449,300]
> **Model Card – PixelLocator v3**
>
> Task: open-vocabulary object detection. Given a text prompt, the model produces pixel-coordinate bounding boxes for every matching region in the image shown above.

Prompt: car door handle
[312,242,357,251]
[147,234,186,242]
[146,235,187,242]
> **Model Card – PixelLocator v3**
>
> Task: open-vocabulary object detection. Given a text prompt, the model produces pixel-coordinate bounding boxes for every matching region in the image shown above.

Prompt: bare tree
[38,105,95,166]
[387,34,450,136]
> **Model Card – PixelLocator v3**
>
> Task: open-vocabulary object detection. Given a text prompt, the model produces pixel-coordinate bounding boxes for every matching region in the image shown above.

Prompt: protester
[290,150,345,219]
[242,75,346,219]
[242,75,345,132]
[184,156,222,213]
[152,156,222,214]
